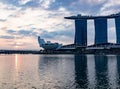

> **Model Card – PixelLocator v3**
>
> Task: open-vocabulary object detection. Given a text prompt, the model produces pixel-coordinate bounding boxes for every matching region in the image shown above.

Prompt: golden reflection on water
[0,54,119,89]
[15,54,19,82]
[15,54,18,68]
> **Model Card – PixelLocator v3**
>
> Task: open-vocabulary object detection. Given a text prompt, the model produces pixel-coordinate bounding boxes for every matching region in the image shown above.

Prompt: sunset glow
[15,54,18,68]
[0,0,119,50]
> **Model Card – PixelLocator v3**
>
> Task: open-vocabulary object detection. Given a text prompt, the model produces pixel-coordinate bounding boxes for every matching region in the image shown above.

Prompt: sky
[0,0,120,50]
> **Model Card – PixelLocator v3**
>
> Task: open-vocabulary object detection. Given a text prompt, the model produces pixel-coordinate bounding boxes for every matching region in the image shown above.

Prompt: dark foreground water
[0,54,120,89]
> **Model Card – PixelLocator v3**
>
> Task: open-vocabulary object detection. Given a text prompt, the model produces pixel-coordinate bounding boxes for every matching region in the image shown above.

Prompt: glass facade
[75,19,87,46]
[115,17,120,44]
[94,18,108,44]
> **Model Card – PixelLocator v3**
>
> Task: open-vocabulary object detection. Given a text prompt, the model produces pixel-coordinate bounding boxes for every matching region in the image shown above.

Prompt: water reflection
[38,55,75,89]
[108,55,117,88]
[15,54,19,70]
[74,55,88,89]
[0,54,120,88]
[117,56,120,88]
[74,55,120,88]
[38,54,120,89]
[94,55,108,88]
[87,55,96,88]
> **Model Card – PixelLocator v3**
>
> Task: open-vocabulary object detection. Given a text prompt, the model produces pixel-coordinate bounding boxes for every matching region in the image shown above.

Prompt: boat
[38,36,62,50]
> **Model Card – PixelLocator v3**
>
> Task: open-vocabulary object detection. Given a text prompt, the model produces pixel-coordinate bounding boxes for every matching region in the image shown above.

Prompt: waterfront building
[65,13,120,46]
[75,19,87,46]
[115,17,120,44]
[94,18,108,44]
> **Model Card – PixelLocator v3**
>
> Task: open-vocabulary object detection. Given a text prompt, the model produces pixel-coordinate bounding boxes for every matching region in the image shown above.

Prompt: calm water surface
[0,54,120,89]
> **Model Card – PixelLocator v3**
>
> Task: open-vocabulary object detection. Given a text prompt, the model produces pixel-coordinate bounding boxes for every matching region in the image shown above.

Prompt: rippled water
[0,54,120,89]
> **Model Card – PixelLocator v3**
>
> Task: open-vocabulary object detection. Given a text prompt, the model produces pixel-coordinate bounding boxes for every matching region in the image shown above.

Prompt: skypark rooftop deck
[65,12,120,46]
[64,13,120,19]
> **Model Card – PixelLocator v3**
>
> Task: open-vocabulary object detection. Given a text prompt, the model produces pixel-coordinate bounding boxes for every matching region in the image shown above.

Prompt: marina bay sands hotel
[64,13,120,46]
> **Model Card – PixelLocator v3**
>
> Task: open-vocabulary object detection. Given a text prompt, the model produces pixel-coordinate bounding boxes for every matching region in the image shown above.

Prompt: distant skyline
[0,0,119,50]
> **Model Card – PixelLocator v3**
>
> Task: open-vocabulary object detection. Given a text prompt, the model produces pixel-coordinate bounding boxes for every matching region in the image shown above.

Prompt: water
[0,54,120,89]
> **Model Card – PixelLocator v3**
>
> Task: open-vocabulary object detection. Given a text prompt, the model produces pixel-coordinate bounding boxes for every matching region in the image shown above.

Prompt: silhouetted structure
[115,17,120,44]
[94,18,107,44]
[75,19,87,46]
[65,13,120,45]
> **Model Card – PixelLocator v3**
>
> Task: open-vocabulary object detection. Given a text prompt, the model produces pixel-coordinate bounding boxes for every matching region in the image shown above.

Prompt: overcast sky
[0,0,119,50]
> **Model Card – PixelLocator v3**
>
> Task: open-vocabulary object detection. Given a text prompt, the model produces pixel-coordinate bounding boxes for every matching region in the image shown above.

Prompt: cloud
[100,0,120,15]
[0,35,14,39]
[7,29,16,34]
[10,42,26,47]
[0,2,21,23]
[6,27,74,44]
[18,30,32,35]
[0,0,119,49]
[39,28,74,44]
[40,0,55,9]
[18,0,32,5]
[6,29,38,38]
[0,19,7,22]
[17,29,40,38]
[0,0,119,15]
[80,0,107,5]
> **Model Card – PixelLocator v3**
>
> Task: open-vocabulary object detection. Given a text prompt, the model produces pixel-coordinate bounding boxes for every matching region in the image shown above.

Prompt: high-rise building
[65,13,120,46]
[75,19,87,46]
[115,17,120,44]
[94,18,108,44]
